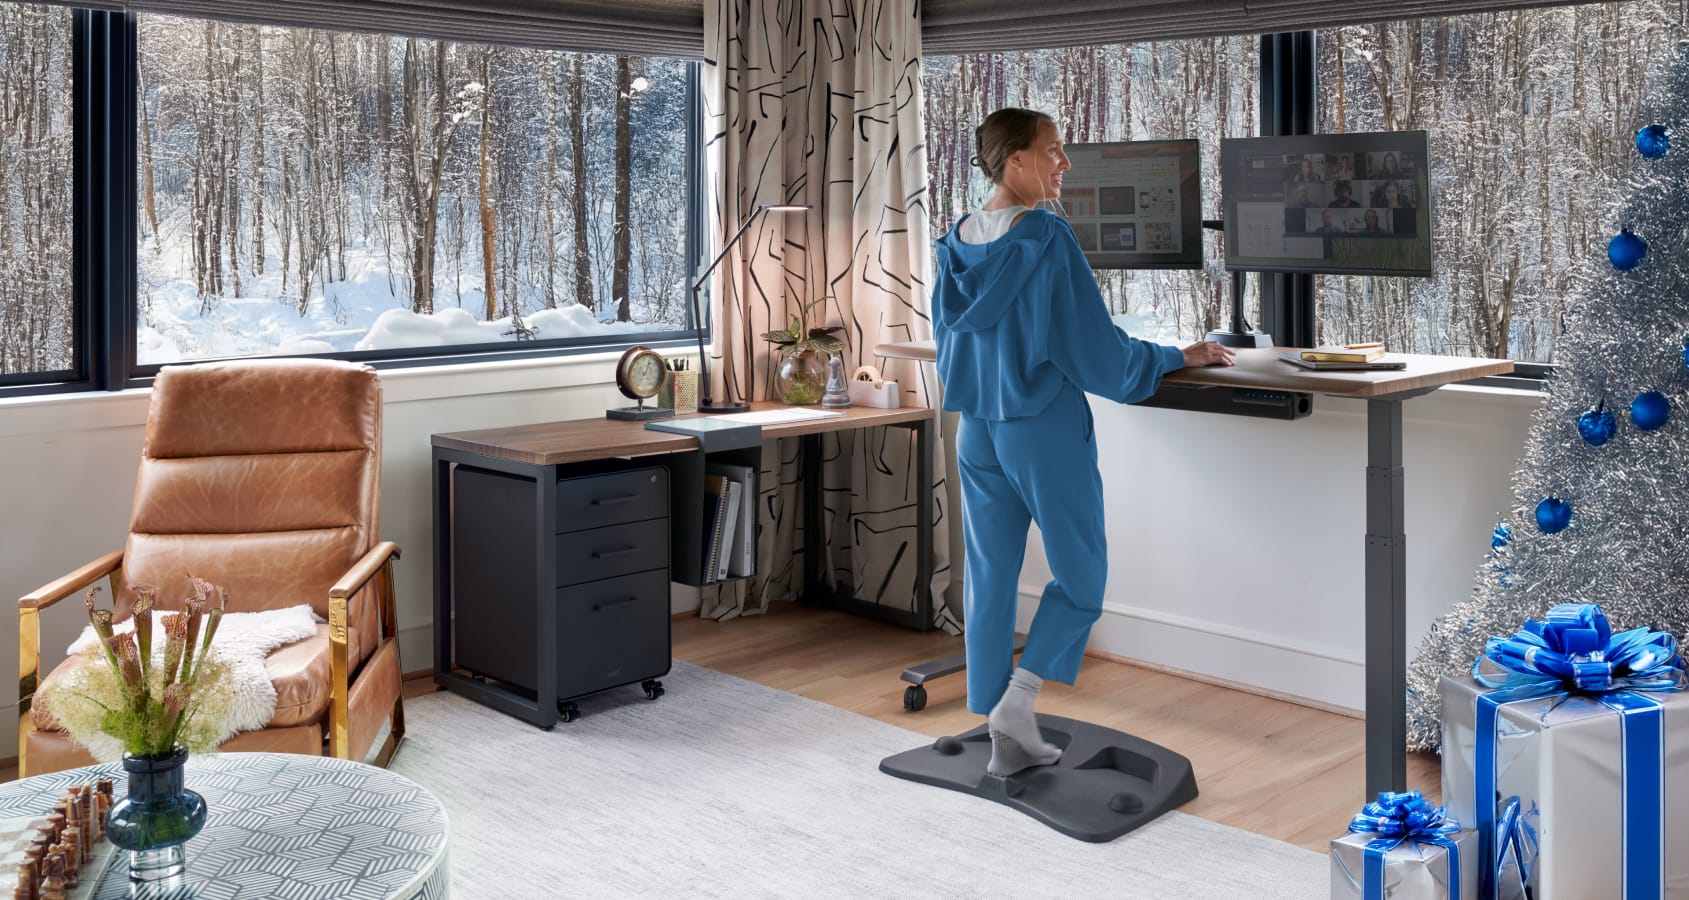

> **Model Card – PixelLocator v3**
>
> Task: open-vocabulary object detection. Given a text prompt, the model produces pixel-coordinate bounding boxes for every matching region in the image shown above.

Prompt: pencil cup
[660,369,699,413]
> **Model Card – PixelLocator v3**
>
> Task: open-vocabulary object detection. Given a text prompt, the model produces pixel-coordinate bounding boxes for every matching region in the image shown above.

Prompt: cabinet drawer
[556,571,670,698]
[557,467,668,533]
[555,519,669,587]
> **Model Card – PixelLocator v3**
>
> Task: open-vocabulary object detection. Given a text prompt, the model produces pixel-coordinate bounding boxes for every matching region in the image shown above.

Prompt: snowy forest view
[1,2,1685,375]
[923,0,1689,362]
[0,4,696,375]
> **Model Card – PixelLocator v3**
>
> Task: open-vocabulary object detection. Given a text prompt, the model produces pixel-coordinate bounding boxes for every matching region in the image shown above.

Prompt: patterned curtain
[700,0,956,631]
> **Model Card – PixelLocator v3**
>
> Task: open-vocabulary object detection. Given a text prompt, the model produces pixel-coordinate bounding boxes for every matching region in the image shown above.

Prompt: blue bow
[1474,603,1686,694]
[1348,791,1463,900]
[1470,603,1684,900]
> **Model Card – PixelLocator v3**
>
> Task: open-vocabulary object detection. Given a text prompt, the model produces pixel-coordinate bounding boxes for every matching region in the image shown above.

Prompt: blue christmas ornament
[1491,522,1512,551]
[1637,124,1671,159]
[1609,228,1648,271]
[1632,390,1671,431]
[1682,337,1689,372]
[1536,497,1573,534]
[1577,401,1617,446]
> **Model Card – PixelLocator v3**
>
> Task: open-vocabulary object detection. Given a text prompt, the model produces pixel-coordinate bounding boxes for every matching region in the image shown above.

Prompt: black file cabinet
[447,459,672,725]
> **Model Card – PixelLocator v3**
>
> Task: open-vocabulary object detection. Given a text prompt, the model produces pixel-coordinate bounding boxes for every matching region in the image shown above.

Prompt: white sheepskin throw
[47,605,321,761]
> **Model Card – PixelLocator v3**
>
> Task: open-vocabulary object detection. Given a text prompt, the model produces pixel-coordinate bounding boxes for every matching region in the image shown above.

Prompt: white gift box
[1440,670,1689,898]
[1329,829,1475,900]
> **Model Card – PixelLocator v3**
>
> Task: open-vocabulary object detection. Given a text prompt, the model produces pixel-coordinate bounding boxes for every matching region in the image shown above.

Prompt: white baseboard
[1015,586,1365,714]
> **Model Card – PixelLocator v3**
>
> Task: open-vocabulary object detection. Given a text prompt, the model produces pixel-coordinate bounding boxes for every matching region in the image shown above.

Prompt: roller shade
[36,0,705,58]
[922,0,1604,53]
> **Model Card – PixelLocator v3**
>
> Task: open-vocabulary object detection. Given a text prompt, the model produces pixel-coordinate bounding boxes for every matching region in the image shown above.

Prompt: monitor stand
[1207,268,1274,348]
[879,714,1199,843]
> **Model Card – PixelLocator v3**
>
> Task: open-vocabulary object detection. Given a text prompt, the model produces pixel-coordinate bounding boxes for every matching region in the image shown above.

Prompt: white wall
[1011,384,1541,712]
[0,349,700,756]
[0,353,1539,761]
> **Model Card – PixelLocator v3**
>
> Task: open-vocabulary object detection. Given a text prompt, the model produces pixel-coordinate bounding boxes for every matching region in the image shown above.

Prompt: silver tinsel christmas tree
[1404,41,1689,751]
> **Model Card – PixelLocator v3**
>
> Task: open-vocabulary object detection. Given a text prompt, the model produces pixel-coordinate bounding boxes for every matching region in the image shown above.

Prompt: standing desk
[874,341,1514,799]
[432,402,940,728]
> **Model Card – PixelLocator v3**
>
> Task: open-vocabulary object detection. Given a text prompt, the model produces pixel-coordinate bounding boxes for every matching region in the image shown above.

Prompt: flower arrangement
[40,578,236,761]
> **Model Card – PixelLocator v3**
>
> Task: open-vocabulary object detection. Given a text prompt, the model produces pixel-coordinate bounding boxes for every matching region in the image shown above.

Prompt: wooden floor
[669,601,1440,853]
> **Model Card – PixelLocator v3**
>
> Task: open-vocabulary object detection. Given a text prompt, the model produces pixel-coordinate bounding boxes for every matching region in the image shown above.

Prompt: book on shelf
[706,461,757,577]
[1297,342,1385,363]
[702,474,727,583]
[715,478,741,582]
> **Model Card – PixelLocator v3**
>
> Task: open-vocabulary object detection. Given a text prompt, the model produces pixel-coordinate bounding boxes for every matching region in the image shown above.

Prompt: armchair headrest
[146,359,380,460]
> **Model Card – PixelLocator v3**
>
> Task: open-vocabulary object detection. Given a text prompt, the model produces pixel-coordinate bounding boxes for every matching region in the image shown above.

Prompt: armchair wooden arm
[328,541,403,766]
[19,550,125,771]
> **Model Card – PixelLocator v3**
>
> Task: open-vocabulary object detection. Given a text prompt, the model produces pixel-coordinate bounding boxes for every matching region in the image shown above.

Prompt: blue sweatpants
[958,384,1107,715]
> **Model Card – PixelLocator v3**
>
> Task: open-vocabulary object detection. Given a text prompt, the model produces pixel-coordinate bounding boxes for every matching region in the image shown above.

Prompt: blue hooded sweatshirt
[932,208,1186,421]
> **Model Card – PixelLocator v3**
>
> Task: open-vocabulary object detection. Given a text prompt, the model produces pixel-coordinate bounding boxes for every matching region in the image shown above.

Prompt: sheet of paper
[712,408,845,425]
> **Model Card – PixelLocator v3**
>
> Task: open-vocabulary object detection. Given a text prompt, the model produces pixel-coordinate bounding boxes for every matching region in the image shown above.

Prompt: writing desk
[875,341,1514,798]
[432,402,939,728]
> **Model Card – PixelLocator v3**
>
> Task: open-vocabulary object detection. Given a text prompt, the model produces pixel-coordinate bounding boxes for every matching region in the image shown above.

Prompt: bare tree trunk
[479,48,497,320]
[138,65,159,242]
[569,54,592,311]
[612,56,633,322]
[251,27,265,275]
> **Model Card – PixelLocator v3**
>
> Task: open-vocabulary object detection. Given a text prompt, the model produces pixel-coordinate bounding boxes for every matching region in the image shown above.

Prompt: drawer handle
[589,546,641,560]
[589,493,639,507]
[592,596,637,612]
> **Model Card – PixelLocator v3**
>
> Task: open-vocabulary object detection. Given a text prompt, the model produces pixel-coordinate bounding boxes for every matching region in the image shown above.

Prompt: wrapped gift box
[1441,653,1689,897]
[1331,828,1475,899]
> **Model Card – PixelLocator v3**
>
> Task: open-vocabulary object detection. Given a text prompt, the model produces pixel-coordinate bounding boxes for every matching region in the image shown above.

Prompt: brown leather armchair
[18,358,405,776]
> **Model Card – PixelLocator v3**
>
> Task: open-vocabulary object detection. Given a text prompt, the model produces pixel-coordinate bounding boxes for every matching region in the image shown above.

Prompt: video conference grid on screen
[1057,140,1203,270]
[1222,132,1433,277]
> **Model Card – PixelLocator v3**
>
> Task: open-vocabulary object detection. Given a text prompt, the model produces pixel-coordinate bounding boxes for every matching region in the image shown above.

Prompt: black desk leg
[802,433,823,603]
[1365,396,1408,797]
[432,451,452,681]
[914,417,934,630]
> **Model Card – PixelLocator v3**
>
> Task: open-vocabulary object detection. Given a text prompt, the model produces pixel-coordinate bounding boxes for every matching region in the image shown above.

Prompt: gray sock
[985,667,1061,777]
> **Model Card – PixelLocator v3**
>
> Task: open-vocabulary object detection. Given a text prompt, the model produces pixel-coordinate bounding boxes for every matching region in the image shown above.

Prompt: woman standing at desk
[933,108,1234,777]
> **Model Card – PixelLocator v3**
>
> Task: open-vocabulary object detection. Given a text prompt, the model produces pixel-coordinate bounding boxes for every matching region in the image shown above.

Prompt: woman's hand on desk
[1181,341,1237,368]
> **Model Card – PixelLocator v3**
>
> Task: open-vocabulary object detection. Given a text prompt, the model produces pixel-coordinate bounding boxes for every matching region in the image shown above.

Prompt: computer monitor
[1220,131,1433,277]
[1056,139,1202,269]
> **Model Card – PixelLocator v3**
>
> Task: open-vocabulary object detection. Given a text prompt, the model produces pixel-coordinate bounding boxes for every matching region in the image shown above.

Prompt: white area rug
[391,661,1327,899]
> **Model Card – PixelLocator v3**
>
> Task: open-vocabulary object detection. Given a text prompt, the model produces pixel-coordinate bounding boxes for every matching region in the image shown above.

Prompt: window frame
[0,7,706,398]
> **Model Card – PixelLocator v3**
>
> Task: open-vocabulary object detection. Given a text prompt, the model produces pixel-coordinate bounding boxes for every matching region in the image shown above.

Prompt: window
[923,41,1259,345]
[0,2,73,380]
[1318,4,1681,363]
[136,14,698,366]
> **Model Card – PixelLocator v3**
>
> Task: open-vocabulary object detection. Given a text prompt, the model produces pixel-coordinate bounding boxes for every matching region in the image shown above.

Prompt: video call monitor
[1056,139,1202,270]
[1220,131,1433,277]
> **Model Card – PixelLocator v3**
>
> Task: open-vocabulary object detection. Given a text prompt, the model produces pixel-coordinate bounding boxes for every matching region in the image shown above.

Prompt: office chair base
[879,714,1197,843]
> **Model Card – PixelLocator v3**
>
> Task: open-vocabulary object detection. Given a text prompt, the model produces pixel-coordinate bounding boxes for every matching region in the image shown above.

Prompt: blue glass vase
[105,746,207,890]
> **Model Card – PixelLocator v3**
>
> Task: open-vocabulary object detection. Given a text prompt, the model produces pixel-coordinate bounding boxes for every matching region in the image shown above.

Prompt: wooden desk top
[1161,348,1514,398]
[433,401,936,467]
[876,340,1514,400]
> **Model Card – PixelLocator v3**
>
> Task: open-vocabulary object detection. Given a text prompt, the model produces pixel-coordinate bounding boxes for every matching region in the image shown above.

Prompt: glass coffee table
[0,752,449,899]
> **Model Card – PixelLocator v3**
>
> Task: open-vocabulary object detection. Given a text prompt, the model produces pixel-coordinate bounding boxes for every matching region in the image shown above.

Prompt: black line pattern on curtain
[702,0,957,633]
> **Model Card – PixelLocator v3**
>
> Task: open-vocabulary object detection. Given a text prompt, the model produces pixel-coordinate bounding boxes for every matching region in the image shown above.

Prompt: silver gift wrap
[1440,673,1689,898]
[1330,829,1476,899]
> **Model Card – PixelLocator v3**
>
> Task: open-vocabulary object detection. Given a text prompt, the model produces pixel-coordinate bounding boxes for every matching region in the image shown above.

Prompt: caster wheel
[904,685,927,712]
[642,679,665,700]
[558,701,581,723]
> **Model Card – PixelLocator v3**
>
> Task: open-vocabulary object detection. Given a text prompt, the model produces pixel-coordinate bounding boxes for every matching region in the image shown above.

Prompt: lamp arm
[691,205,768,296]
[689,205,769,407]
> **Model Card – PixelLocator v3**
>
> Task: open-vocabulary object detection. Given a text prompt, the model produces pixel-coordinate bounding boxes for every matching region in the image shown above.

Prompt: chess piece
[58,830,78,873]
[821,353,851,409]
[48,850,72,890]
[14,862,33,900]
[36,856,63,900]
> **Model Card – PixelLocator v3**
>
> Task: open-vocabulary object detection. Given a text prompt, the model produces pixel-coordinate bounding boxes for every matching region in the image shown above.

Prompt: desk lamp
[689,203,813,413]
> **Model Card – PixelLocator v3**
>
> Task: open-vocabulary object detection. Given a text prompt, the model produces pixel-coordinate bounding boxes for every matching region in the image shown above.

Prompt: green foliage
[761,295,845,356]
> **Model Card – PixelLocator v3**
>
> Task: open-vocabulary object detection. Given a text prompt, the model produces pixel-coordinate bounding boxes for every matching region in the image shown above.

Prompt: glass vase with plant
[39,578,232,888]
[763,295,845,405]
